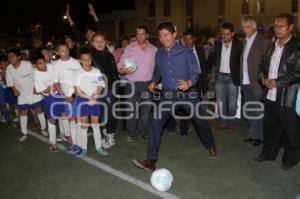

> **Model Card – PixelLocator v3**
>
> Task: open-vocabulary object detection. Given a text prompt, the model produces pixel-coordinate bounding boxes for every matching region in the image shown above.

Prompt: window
[186,0,193,17]
[292,0,298,13]
[257,0,265,14]
[119,21,125,37]
[148,19,156,36]
[186,19,194,29]
[218,18,225,25]
[218,0,225,15]
[149,0,155,17]
[242,0,250,15]
[163,0,171,17]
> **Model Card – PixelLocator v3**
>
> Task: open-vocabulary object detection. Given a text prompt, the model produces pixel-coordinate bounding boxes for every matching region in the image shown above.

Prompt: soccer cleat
[66,144,76,154]
[41,129,48,136]
[101,139,111,149]
[19,135,27,142]
[71,146,82,155]
[62,135,72,143]
[107,134,115,146]
[78,149,87,158]
[12,117,19,122]
[96,147,108,156]
[49,145,58,152]
[126,135,136,142]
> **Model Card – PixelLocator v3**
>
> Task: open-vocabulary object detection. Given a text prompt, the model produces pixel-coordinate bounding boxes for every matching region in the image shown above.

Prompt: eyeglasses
[274,24,289,29]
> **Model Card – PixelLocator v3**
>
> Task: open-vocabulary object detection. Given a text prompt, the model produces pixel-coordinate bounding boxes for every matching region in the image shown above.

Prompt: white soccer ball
[123,58,138,72]
[150,168,173,192]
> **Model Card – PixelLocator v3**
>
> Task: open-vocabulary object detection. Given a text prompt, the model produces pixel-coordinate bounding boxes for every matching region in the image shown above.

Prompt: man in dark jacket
[255,13,300,171]
[240,16,270,146]
[213,23,242,132]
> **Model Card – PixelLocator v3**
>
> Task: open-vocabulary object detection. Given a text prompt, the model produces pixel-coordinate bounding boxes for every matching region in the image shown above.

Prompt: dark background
[0,0,135,34]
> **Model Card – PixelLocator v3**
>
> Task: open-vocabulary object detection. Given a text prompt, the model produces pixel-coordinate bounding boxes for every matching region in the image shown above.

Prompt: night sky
[0,0,135,33]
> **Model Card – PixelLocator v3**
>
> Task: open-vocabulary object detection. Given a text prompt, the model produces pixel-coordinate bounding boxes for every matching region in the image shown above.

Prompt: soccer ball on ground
[150,168,173,192]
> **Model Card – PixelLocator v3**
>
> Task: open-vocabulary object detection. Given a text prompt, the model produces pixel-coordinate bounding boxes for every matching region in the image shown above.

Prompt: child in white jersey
[53,41,82,155]
[75,48,108,158]
[6,48,47,142]
[32,52,66,152]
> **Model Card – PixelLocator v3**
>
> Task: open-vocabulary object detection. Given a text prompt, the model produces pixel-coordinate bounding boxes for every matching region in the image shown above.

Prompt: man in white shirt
[240,16,270,147]
[213,23,242,132]
[6,48,47,142]
[255,13,300,171]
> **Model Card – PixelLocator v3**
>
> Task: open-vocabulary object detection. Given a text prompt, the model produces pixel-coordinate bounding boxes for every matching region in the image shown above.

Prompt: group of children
[0,31,118,158]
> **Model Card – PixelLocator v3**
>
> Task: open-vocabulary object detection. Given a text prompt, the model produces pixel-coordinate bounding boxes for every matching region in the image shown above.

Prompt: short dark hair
[30,51,45,64]
[7,48,21,56]
[157,21,176,33]
[79,48,92,56]
[137,25,148,34]
[221,22,235,32]
[55,40,69,50]
[276,13,294,25]
[243,16,257,23]
[121,35,130,42]
[65,35,77,42]
[183,29,195,37]
[92,31,107,41]
[37,45,49,53]
[0,55,7,62]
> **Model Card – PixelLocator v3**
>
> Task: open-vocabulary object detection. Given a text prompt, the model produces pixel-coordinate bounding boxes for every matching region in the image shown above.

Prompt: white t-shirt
[74,67,106,97]
[6,60,43,105]
[33,63,54,95]
[53,57,81,97]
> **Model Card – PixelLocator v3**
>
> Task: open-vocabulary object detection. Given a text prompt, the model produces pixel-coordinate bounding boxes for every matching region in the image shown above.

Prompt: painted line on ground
[27,130,180,199]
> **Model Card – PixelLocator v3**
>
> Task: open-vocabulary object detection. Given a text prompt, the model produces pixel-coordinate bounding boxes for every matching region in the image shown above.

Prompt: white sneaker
[41,130,48,136]
[101,139,111,149]
[0,116,6,123]
[107,134,115,146]
[19,135,27,142]
[12,117,19,122]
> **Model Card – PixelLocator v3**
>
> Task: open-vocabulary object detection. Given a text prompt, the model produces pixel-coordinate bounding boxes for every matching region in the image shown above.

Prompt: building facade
[135,0,300,37]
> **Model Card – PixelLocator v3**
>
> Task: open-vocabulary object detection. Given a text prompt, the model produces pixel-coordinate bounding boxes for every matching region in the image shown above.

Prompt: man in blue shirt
[133,22,217,171]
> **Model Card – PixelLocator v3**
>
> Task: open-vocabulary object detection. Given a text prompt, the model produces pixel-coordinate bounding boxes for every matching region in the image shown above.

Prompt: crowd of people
[0,4,300,172]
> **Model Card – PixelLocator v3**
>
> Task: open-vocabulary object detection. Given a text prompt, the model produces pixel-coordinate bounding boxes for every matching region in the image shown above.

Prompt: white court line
[27,130,180,199]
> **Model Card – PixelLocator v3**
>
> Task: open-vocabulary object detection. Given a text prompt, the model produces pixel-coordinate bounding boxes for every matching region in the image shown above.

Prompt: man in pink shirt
[118,25,157,141]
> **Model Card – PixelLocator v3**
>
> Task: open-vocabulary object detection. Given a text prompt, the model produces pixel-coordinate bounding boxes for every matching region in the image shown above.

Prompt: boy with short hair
[6,48,47,142]
[32,51,65,152]
[53,41,82,154]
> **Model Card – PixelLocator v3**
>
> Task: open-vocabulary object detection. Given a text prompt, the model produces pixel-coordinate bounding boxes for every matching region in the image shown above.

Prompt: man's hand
[119,66,134,75]
[264,79,276,89]
[178,80,192,91]
[148,82,158,93]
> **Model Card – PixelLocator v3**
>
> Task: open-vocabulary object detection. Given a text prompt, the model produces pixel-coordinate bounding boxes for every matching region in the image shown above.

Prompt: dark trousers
[146,90,215,161]
[125,82,152,136]
[100,90,118,134]
[261,100,300,166]
[242,85,263,140]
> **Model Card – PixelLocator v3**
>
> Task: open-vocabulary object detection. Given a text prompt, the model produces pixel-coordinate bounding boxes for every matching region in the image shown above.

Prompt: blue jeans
[215,73,239,126]
[242,85,263,140]
[146,90,215,161]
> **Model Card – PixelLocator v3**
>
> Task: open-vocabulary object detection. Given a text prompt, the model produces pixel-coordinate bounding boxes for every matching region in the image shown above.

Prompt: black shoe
[281,164,295,171]
[251,139,263,147]
[243,137,254,143]
[141,134,148,140]
[253,155,270,162]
